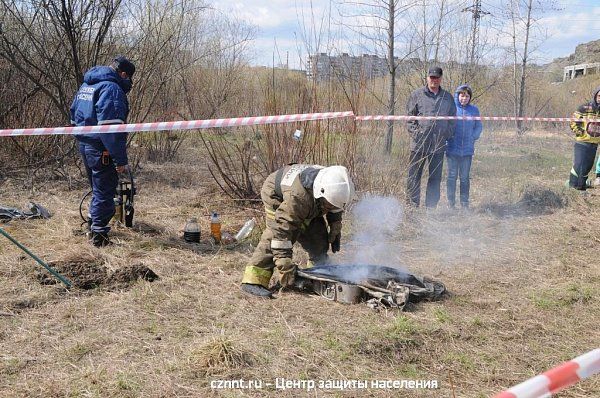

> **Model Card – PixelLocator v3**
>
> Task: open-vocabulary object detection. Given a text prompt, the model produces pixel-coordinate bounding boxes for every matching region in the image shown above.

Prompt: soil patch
[36,258,158,290]
[480,186,566,218]
[107,264,159,290]
[517,186,567,212]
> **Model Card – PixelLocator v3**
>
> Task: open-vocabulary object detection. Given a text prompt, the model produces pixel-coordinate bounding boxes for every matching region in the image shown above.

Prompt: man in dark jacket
[406,66,457,208]
[568,86,600,190]
[70,56,135,246]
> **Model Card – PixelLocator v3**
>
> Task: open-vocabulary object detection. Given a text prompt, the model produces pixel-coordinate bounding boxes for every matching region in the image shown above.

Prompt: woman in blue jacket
[446,85,483,209]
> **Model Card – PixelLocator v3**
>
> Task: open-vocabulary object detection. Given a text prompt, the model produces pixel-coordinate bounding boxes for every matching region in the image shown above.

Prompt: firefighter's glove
[274,257,297,288]
[328,221,342,253]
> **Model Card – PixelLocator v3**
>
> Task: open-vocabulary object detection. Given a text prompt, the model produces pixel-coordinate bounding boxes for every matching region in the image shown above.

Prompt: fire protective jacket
[571,86,600,144]
[70,66,131,166]
[262,164,342,261]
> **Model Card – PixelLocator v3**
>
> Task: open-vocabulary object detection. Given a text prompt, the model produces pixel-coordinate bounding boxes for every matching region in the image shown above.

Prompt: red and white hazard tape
[356,115,600,123]
[2,111,600,137]
[492,348,600,398]
[0,111,354,137]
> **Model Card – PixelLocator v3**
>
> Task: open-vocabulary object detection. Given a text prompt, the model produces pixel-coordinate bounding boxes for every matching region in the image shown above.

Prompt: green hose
[0,227,72,288]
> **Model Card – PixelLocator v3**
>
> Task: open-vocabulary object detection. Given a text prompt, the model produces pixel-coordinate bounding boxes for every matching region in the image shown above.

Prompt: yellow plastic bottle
[210,211,221,243]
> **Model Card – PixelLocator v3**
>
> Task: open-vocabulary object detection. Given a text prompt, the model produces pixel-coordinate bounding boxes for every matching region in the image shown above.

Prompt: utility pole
[384,0,396,155]
[462,0,489,67]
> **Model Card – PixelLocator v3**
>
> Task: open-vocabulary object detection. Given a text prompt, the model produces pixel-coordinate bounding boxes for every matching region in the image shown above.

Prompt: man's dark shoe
[90,231,110,247]
[240,283,273,298]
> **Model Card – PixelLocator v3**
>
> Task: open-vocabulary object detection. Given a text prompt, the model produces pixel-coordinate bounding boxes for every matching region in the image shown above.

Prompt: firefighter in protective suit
[241,164,355,298]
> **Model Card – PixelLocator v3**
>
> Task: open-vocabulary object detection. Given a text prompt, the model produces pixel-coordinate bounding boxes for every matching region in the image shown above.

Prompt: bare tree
[0,0,122,116]
[336,0,419,154]
[500,0,555,134]
[0,0,123,186]
[510,0,532,133]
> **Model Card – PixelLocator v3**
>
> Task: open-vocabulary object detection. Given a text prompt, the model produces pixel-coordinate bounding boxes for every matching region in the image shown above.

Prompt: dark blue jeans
[406,151,444,208]
[446,154,473,208]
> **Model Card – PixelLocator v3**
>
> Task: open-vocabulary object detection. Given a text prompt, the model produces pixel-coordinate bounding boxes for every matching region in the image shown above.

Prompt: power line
[463,0,491,66]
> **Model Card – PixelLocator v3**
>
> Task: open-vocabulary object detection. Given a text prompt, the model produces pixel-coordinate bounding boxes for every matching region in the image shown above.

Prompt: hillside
[543,39,600,81]
[552,39,600,66]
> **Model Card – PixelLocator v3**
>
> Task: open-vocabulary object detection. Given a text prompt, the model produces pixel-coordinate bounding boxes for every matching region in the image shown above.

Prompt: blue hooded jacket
[446,85,483,157]
[70,66,131,166]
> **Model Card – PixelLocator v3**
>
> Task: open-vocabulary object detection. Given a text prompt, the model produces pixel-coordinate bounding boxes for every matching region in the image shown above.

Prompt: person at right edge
[240,164,355,298]
[446,84,483,209]
[568,86,600,190]
[70,56,135,247]
[406,66,457,208]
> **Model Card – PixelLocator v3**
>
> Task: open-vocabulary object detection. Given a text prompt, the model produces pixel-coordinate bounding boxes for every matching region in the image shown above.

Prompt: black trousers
[569,142,598,190]
[406,151,444,208]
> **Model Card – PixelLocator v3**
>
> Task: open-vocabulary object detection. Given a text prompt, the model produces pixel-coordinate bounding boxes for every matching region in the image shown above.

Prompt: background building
[307,53,397,81]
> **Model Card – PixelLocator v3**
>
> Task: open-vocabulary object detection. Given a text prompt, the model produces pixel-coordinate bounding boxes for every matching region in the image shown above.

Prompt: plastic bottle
[221,231,235,245]
[183,218,201,243]
[234,218,256,241]
[210,211,222,243]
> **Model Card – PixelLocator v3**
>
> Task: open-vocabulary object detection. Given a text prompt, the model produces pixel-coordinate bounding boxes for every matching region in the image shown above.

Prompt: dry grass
[1,130,599,397]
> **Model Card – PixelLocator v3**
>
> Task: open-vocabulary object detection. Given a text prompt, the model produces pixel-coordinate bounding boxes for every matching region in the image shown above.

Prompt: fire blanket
[296,264,446,310]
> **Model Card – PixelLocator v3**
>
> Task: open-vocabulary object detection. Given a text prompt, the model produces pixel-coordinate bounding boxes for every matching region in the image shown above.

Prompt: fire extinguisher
[79,169,136,228]
[115,169,136,227]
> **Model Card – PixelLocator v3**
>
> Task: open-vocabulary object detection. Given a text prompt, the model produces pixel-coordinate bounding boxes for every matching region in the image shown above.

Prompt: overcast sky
[214,0,600,69]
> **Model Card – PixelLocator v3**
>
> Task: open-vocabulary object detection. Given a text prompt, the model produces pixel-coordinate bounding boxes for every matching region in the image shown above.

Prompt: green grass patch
[395,363,422,378]
[530,283,596,309]
[386,315,418,338]
[433,307,451,323]
[116,372,141,392]
[67,342,93,361]
[0,358,27,376]
[443,352,475,371]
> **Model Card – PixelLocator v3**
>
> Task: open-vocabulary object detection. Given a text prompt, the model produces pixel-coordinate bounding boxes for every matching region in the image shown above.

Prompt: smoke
[337,195,405,267]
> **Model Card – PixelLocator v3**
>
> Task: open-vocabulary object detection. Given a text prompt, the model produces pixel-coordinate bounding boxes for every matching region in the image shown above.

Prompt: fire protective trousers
[241,215,329,287]
[569,142,598,190]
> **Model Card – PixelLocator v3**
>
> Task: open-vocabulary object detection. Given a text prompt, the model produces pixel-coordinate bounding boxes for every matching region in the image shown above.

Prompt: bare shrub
[0,0,124,185]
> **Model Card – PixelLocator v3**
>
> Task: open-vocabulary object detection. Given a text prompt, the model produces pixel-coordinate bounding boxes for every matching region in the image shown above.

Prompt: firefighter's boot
[240,283,273,298]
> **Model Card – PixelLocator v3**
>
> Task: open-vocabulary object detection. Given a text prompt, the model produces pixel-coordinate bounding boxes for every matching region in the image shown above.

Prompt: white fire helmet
[313,166,355,210]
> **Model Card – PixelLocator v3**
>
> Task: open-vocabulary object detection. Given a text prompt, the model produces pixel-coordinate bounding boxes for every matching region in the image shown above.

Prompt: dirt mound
[518,186,567,212]
[108,264,159,290]
[37,258,158,290]
[480,186,566,218]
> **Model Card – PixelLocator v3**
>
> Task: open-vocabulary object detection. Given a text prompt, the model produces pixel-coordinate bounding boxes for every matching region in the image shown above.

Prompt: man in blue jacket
[446,84,483,209]
[70,56,135,247]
